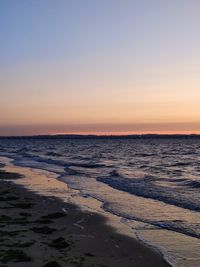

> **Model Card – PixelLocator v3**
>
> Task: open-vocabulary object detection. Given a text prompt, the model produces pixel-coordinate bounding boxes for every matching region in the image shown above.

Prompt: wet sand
[0,168,170,267]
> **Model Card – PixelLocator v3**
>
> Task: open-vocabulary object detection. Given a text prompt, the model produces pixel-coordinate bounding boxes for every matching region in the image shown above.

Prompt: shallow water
[0,137,200,266]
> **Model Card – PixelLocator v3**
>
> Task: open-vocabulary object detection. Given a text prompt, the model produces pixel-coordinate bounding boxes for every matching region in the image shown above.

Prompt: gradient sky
[1,0,200,135]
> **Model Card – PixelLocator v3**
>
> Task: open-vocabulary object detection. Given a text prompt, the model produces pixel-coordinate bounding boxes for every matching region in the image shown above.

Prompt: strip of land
[0,167,170,267]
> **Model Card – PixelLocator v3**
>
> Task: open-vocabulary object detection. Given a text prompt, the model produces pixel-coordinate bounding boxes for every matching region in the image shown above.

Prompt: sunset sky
[1,0,200,135]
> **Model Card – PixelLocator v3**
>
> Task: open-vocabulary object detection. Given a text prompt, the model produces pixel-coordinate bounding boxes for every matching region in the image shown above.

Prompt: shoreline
[0,167,170,267]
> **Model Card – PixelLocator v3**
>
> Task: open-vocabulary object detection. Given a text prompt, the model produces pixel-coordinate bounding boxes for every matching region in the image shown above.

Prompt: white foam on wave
[135,228,176,267]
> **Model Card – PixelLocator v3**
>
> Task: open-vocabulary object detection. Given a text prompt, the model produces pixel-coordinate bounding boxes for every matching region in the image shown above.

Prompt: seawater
[0,137,200,266]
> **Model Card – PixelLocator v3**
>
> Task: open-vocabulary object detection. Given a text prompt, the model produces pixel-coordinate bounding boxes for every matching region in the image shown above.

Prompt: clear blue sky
[1,0,200,135]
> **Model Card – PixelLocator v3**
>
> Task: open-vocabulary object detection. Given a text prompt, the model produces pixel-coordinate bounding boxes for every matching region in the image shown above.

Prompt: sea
[0,136,200,266]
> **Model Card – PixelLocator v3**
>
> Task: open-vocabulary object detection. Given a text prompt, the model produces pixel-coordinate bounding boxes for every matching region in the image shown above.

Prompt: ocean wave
[135,153,156,157]
[103,202,200,239]
[64,167,83,175]
[109,169,121,177]
[183,180,200,189]
[70,162,106,168]
[171,162,193,167]
[45,151,62,157]
[97,176,200,212]
[166,178,200,189]
[165,178,188,183]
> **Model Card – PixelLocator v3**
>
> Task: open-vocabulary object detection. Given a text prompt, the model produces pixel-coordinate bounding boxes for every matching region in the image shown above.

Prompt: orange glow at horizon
[1,61,200,134]
[1,121,200,136]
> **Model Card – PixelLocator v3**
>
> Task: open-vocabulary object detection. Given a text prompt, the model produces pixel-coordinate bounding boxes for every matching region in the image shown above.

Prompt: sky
[1,0,200,136]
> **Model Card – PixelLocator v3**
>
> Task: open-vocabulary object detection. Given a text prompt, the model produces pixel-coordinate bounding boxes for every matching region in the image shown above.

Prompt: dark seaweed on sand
[0,249,31,263]
[11,202,34,209]
[43,261,62,267]
[48,237,71,249]
[31,226,56,234]
[42,212,66,220]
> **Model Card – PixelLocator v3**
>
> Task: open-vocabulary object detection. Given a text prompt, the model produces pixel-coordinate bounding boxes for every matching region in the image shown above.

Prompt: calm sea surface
[0,137,200,266]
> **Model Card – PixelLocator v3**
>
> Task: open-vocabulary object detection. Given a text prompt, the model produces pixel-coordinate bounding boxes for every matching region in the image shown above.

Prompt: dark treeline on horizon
[0,134,200,140]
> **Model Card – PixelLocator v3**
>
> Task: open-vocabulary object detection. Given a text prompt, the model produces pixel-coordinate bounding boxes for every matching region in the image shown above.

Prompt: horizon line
[1,133,200,138]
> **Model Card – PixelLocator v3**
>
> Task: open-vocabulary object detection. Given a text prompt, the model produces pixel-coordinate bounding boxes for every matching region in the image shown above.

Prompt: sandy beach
[0,166,170,267]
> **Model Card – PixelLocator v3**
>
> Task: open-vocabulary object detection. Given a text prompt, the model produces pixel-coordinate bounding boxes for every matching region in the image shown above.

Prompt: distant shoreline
[1,134,200,139]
